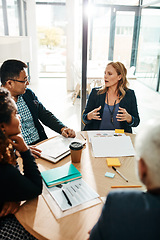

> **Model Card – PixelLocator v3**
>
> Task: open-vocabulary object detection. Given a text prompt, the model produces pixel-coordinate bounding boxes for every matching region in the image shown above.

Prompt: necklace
[106,92,117,124]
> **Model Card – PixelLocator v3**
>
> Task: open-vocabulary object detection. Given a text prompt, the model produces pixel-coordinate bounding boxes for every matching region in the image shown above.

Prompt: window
[6,0,19,35]
[136,8,160,91]
[0,0,4,35]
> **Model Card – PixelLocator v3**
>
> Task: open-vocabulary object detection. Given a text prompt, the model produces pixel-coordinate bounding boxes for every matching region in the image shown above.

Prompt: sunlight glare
[84,3,95,18]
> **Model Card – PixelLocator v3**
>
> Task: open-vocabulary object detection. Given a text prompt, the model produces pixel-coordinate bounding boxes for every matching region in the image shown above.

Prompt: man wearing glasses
[0,59,75,158]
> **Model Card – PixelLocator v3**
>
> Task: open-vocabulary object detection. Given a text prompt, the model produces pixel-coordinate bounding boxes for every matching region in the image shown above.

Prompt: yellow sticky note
[106,158,121,167]
[115,129,124,133]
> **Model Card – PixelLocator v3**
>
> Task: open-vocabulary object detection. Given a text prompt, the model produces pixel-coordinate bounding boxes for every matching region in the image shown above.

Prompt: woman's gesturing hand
[116,107,132,123]
[87,106,102,121]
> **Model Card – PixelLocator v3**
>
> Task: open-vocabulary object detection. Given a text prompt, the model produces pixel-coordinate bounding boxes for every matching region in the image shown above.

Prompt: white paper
[42,182,102,219]
[91,135,135,157]
[46,179,99,211]
[87,130,125,142]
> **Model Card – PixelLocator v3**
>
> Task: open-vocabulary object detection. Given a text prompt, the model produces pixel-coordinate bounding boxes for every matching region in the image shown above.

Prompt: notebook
[37,135,86,163]
[41,162,82,188]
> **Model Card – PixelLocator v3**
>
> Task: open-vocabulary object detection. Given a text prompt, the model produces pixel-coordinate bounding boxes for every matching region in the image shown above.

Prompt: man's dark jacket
[22,88,65,142]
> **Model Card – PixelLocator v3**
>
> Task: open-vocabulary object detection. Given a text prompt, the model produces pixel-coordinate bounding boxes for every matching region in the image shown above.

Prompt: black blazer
[90,190,160,240]
[82,88,140,133]
[0,149,42,212]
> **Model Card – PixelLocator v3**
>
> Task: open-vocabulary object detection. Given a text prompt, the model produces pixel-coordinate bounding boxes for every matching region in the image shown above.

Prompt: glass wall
[88,6,110,62]
[0,0,26,36]
[136,8,160,91]
[36,0,83,95]
[6,0,19,35]
[94,0,139,5]
[36,3,67,77]
[87,6,110,87]
[87,1,160,92]
[87,3,138,88]
[114,11,135,68]
[0,0,4,35]
[142,0,160,6]
[1,0,159,93]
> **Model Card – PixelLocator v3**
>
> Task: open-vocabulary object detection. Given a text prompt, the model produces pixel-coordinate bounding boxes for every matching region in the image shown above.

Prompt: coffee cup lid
[69,142,83,150]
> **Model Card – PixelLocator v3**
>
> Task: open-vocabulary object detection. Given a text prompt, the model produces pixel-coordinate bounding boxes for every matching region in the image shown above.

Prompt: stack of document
[41,162,100,212]
[37,135,85,163]
[88,131,135,157]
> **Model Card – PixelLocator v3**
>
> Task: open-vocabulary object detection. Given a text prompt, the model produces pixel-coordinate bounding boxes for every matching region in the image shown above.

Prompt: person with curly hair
[82,62,140,133]
[0,87,42,239]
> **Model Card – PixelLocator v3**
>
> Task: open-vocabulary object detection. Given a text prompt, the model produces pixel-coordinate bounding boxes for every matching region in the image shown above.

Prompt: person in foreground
[0,87,42,239]
[0,59,75,158]
[82,61,140,133]
[88,118,160,240]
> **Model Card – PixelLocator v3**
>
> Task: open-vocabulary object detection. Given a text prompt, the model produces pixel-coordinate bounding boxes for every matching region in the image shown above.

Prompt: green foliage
[37,26,64,49]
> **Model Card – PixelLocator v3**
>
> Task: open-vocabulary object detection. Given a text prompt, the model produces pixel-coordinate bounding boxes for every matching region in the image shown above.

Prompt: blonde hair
[98,61,129,100]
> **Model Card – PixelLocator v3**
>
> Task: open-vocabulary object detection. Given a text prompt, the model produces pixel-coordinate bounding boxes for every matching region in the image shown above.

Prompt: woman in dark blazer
[0,87,42,239]
[82,62,140,133]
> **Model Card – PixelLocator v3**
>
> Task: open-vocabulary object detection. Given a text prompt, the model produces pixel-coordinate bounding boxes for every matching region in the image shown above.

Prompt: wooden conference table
[16,132,144,240]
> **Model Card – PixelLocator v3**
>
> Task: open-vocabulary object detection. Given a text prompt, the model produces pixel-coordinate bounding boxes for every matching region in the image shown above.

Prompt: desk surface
[16,132,144,240]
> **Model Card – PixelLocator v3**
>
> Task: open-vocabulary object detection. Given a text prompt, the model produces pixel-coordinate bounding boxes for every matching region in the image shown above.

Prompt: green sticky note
[105,172,115,178]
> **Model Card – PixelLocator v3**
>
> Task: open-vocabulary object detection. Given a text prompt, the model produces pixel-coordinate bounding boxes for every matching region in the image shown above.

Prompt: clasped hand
[61,127,76,138]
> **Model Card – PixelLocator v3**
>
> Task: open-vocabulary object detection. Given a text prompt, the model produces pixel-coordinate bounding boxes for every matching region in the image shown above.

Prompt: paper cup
[69,142,83,163]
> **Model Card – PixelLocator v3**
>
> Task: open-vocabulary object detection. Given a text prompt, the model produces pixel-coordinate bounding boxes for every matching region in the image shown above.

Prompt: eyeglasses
[9,76,30,83]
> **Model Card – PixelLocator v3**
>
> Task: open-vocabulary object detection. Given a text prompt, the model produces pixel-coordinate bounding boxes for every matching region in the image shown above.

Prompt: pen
[80,133,86,141]
[62,189,72,206]
[111,185,142,188]
[112,166,128,182]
